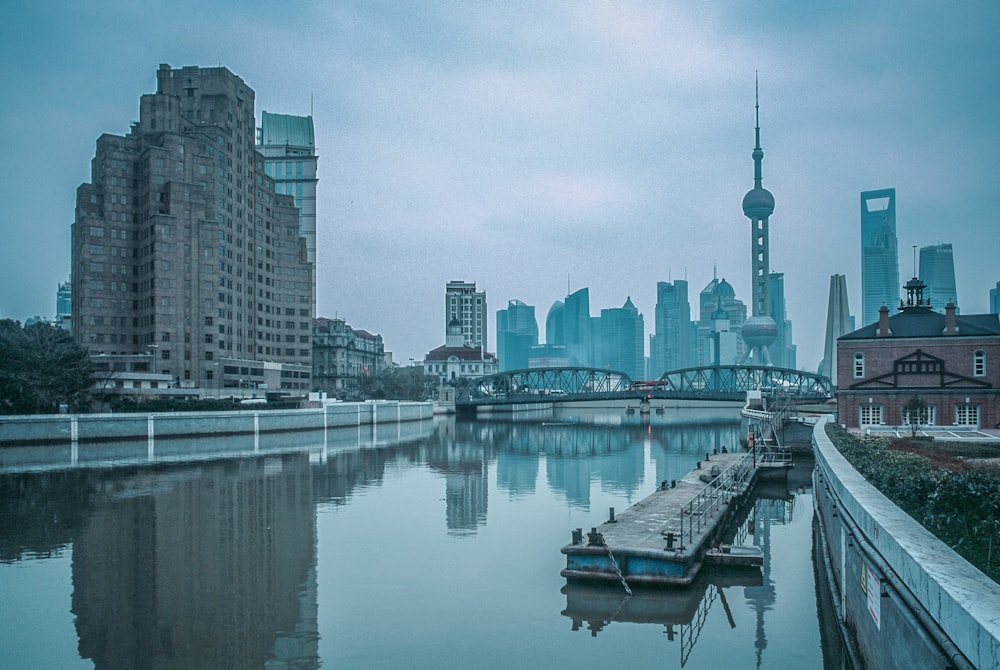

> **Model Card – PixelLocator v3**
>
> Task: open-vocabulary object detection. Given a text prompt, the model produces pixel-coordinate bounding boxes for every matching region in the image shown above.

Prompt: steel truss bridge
[456,365,832,407]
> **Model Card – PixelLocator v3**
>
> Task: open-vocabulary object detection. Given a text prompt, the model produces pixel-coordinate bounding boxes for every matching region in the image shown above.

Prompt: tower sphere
[742,314,778,349]
[742,187,774,219]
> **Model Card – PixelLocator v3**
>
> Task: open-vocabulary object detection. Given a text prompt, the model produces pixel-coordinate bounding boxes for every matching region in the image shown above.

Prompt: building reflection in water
[560,457,807,669]
[70,455,319,669]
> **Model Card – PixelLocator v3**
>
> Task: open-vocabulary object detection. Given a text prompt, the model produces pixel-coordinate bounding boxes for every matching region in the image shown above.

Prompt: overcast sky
[2,1,999,371]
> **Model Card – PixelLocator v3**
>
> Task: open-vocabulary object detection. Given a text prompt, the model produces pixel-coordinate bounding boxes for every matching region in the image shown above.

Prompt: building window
[853,352,865,378]
[859,404,883,426]
[955,404,980,426]
[974,350,986,377]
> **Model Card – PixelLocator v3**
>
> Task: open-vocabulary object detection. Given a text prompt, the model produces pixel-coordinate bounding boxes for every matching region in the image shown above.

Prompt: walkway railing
[661,449,757,546]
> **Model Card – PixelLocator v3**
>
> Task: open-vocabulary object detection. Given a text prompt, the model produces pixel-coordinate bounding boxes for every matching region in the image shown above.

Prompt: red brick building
[837,279,1000,430]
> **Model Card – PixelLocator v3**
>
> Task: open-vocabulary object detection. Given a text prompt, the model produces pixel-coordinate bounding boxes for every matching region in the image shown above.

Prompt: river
[0,409,843,668]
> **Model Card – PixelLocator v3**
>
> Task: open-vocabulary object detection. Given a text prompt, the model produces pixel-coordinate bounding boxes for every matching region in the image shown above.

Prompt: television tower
[740,75,777,366]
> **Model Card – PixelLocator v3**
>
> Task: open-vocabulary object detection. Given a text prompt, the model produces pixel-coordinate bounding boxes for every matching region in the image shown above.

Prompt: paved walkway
[856,427,1000,441]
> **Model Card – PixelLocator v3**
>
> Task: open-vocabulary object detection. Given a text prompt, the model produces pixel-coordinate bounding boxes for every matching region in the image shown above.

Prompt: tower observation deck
[741,75,777,365]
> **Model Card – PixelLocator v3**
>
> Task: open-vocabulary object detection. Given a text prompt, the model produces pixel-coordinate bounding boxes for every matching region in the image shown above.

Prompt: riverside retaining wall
[0,401,434,445]
[812,416,1000,669]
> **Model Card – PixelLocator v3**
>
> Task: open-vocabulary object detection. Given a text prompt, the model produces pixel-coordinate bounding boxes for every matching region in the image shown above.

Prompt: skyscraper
[768,272,796,369]
[496,300,538,371]
[445,281,486,349]
[598,297,644,380]
[918,243,958,312]
[697,278,746,366]
[56,280,72,330]
[257,112,318,304]
[650,279,691,377]
[991,282,1000,315]
[821,274,851,385]
[71,64,314,393]
[740,78,778,365]
[860,188,899,327]
[545,300,564,345]
[563,287,591,367]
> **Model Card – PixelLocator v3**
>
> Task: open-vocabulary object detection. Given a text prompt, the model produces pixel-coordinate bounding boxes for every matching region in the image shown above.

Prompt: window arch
[853,352,865,378]
[974,350,986,377]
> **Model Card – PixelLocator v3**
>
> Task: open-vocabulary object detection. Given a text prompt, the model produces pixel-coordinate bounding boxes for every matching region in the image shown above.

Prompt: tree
[359,367,438,401]
[0,320,93,414]
[902,394,929,437]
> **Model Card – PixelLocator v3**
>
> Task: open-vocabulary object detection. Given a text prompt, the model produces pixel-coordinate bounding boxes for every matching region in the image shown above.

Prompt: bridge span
[455,365,832,409]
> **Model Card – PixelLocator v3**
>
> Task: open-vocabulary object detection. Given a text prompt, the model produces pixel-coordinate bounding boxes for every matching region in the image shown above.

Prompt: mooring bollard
[609,507,616,523]
[572,528,583,545]
[665,532,675,549]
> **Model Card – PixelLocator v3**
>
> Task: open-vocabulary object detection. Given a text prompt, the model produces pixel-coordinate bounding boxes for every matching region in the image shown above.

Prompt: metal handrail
[662,448,756,545]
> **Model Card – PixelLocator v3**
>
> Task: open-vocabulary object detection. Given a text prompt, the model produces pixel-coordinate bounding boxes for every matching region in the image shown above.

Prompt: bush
[826,422,1000,583]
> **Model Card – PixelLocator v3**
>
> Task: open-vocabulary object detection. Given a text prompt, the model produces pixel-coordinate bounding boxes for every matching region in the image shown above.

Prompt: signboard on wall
[861,561,881,629]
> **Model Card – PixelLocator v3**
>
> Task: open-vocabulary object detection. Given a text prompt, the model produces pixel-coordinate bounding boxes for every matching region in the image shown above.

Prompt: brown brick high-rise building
[72,64,313,395]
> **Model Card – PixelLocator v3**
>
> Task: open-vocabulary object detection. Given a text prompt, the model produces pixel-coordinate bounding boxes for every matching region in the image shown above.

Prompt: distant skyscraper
[861,188,899,326]
[563,287,591,367]
[445,281,486,349]
[56,279,72,330]
[650,279,692,377]
[496,300,538,371]
[257,112,318,303]
[545,300,564,345]
[598,297,644,380]
[918,243,958,312]
[697,277,746,366]
[991,282,1000,314]
[740,78,778,366]
[821,274,851,385]
[71,64,314,392]
[768,273,796,369]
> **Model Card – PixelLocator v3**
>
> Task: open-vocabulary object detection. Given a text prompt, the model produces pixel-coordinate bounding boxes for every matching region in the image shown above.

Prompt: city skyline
[3,3,999,370]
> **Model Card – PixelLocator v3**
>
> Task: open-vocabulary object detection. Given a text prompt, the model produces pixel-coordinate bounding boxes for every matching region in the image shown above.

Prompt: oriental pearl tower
[741,75,777,366]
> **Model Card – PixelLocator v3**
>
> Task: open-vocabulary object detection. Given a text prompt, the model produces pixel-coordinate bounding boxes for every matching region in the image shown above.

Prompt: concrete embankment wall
[812,417,1000,669]
[0,401,434,445]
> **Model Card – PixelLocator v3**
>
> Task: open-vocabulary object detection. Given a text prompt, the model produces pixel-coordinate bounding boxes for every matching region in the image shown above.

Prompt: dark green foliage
[359,367,438,401]
[826,422,1000,583]
[107,397,244,413]
[0,320,93,415]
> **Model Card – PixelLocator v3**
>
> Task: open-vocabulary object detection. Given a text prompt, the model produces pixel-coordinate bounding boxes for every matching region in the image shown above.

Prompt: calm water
[0,409,841,669]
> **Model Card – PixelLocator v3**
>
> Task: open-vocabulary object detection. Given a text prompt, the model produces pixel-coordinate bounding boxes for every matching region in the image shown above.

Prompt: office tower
[71,64,314,392]
[445,281,486,349]
[860,188,899,326]
[545,300,564,345]
[740,78,778,366]
[563,287,591,367]
[918,243,957,312]
[697,277,746,366]
[598,297,644,380]
[767,273,796,369]
[496,300,538,371]
[56,280,72,330]
[257,112,318,304]
[650,279,691,377]
[821,274,851,385]
[992,282,1000,314]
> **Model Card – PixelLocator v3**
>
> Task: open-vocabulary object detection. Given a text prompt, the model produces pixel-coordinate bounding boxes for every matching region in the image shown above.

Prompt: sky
[2,1,999,372]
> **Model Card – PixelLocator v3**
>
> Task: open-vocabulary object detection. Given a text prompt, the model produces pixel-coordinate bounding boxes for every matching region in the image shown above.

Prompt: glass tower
[860,188,899,327]
[918,243,957,312]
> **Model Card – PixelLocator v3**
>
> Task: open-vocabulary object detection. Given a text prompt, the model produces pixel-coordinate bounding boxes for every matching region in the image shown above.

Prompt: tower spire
[753,71,764,189]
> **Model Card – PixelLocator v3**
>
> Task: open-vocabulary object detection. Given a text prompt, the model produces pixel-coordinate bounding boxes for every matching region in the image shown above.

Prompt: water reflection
[560,459,813,668]
[0,414,835,669]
